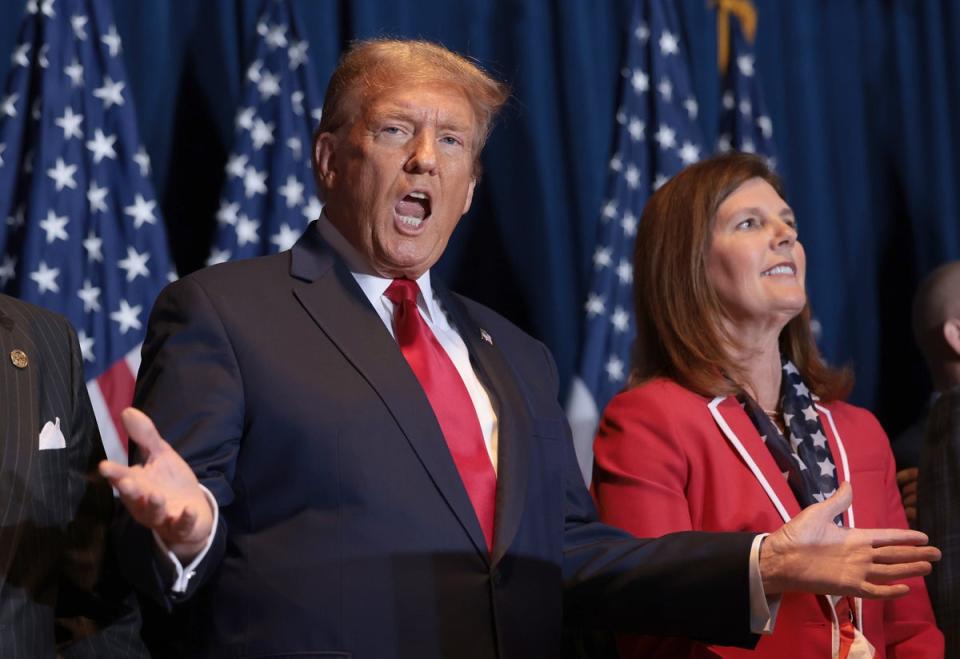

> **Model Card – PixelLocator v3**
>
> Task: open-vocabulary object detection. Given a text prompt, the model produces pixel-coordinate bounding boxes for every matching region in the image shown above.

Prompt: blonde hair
[317,39,509,170]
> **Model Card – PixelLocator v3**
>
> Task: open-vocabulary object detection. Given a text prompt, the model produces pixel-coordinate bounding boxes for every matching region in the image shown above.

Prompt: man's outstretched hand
[99,408,214,562]
[761,482,939,598]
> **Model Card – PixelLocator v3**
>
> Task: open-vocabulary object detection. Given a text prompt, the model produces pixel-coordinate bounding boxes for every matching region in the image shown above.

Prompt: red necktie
[385,279,497,551]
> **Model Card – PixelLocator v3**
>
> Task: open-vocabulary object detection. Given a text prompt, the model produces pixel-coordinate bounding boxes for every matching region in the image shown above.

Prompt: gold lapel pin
[10,349,28,369]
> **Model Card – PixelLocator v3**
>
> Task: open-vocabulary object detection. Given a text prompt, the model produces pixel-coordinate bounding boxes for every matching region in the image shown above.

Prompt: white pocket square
[39,417,66,450]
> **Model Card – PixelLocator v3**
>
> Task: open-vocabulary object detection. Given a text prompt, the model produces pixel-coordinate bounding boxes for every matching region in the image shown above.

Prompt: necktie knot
[385,278,420,305]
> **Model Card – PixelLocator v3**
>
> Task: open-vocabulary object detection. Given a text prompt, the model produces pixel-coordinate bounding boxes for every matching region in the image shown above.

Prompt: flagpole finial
[713,0,758,74]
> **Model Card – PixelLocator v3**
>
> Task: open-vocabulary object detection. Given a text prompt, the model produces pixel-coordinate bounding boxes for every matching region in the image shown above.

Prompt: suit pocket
[531,416,567,441]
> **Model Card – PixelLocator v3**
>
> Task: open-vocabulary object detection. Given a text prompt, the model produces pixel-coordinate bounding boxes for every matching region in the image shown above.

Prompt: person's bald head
[913,261,960,390]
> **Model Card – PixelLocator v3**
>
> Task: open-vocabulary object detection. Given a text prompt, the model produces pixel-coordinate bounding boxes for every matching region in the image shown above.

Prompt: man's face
[315,82,478,279]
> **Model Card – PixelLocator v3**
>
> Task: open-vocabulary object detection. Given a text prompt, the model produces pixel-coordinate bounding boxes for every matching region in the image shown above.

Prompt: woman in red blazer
[592,153,942,658]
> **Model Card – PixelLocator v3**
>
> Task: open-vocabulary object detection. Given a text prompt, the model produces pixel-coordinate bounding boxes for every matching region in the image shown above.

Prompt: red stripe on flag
[96,360,136,451]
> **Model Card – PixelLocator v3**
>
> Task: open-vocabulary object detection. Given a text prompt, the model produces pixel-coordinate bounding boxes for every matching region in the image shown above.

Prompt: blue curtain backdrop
[0,0,957,438]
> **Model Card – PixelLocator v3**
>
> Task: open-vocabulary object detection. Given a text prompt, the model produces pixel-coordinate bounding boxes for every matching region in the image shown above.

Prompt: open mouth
[761,263,796,277]
[394,190,432,230]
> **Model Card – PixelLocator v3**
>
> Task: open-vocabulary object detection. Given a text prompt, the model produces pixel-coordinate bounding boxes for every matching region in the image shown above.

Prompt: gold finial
[713,0,758,74]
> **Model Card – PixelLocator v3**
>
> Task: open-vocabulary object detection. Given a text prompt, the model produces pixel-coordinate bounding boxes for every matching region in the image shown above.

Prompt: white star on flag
[39,209,68,242]
[93,77,124,108]
[585,293,606,317]
[30,261,60,293]
[109,299,142,334]
[87,182,108,212]
[82,231,103,261]
[250,118,275,149]
[55,106,83,139]
[124,193,157,228]
[86,128,117,163]
[12,43,30,67]
[278,175,304,207]
[235,214,261,246]
[605,356,625,381]
[658,30,679,56]
[117,246,150,282]
[226,154,248,178]
[593,246,612,269]
[217,201,239,226]
[611,307,629,333]
[101,25,122,57]
[70,14,88,40]
[47,157,77,190]
[270,223,301,251]
[77,329,94,362]
[1,93,18,117]
[242,166,267,198]
[77,279,101,312]
[0,255,14,286]
[134,147,151,175]
[64,58,83,86]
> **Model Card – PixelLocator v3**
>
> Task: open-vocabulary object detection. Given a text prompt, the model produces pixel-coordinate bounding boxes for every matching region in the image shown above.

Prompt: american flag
[716,13,778,163]
[0,0,174,464]
[208,0,324,265]
[566,0,706,483]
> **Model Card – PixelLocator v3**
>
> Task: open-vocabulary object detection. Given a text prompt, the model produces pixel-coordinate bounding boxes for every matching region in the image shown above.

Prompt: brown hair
[630,152,852,401]
[316,39,509,174]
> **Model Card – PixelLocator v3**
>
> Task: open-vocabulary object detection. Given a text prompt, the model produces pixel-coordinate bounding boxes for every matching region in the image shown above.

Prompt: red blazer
[592,378,943,658]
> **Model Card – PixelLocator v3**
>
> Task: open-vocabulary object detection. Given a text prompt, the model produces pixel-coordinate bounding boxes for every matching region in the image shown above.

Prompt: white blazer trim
[708,396,792,523]
[709,396,866,647]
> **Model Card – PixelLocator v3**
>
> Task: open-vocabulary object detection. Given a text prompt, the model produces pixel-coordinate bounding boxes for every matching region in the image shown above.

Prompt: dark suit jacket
[122,223,757,659]
[919,385,960,658]
[0,295,146,658]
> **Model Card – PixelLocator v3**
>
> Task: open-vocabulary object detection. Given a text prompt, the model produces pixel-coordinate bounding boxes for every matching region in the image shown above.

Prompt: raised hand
[760,482,939,598]
[99,408,214,562]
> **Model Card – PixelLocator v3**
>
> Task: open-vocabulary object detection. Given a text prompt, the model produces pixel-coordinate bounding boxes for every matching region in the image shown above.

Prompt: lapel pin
[10,349,28,369]
[480,329,493,345]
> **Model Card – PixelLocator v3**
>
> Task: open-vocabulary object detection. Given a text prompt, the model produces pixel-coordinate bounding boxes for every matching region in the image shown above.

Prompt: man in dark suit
[100,40,938,659]
[0,294,147,657]
[914,261,960,657]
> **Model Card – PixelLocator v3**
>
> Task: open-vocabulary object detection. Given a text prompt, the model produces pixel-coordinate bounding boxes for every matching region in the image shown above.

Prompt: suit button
[491,568,502,586]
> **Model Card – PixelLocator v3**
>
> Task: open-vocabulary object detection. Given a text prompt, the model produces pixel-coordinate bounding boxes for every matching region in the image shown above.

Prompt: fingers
[872,544,941,564]
[866,560,933,584]
[896,467,919,486]
[857,582,911,600]
[165,505,198,538]
[862,528,931,548]
[98,459,132,482]
[122,407,165,456]
[819,481,852,518]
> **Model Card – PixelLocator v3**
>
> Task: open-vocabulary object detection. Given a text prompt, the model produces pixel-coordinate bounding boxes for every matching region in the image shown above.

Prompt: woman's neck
[729,333,783,411]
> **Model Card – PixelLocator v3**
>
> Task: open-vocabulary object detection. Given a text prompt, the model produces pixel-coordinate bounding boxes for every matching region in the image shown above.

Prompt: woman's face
[706,177,806,335]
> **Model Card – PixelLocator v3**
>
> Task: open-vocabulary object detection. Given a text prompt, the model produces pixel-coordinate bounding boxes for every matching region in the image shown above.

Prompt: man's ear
[314,132,338,190]
[462,177,477,215]
[943,318,960,357]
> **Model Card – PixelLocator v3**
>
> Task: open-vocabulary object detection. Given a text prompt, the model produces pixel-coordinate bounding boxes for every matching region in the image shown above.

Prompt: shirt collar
[315,213,441,325]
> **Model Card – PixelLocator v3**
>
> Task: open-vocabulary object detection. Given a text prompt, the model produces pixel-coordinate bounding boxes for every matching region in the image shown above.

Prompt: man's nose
[404,132,438,174]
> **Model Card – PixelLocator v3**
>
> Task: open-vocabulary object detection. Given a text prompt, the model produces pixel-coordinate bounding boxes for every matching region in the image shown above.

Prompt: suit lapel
[434,285,531,566]
[709,396,803,522]
[289,225,490,560]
